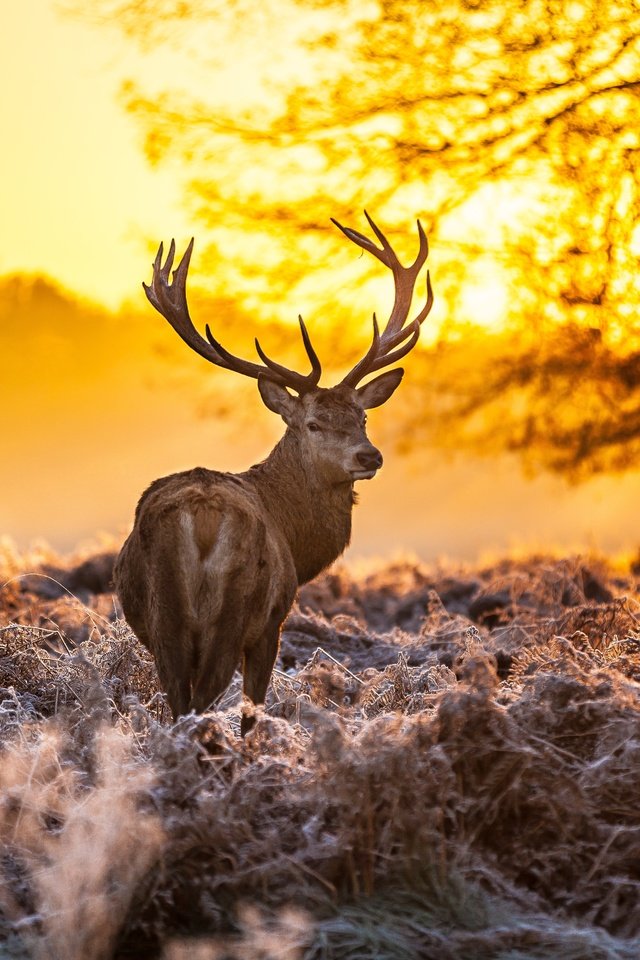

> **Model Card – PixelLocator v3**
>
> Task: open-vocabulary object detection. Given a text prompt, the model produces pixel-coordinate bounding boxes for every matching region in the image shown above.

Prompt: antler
[332,212,433,388]
[143,239,322,394]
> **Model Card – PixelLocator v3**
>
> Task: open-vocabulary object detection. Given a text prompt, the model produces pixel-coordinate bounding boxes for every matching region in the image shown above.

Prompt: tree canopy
[82,0,640,477]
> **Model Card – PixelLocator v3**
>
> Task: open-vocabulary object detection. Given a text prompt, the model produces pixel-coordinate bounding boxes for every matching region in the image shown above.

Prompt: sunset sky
[1,0,191,308]
[2,0,639,562]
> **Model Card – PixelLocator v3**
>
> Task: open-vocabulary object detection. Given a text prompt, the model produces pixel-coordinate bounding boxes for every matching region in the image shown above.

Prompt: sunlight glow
[0,1,192,308]
[3,0,639,560]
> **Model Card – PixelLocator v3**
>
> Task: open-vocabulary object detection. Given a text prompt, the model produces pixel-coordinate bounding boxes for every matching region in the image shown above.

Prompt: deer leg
[165,669,192,720]
[144,580,194,720]
[150,642,192,721]
[149,621,194,720]
[189,594,247,713]
[189,647,239,714]
[241,627,280,737]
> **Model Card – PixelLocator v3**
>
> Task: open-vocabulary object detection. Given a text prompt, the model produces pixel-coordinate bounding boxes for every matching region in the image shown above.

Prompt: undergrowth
[1,546,639,958]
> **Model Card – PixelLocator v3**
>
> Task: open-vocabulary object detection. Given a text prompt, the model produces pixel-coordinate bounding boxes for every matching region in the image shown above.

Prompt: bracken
[0,547,639,958]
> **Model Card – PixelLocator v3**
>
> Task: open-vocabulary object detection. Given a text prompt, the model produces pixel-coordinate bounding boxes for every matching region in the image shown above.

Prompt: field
[1,542,640,959]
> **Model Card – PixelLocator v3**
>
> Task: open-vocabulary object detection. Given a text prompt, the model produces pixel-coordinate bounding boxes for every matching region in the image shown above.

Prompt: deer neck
[245,431,354,585]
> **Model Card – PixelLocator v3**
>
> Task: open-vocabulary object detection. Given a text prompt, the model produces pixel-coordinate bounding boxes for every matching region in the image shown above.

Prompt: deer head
[143,212,433,484]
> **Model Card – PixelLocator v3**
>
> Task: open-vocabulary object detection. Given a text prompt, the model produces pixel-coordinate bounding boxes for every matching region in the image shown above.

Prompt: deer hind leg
[149,616,195,720]
[188,586,248,714]
[240,602,288,736]
[150,637,193,721]
[150,560,196,719]
[124,600,190,718]
[189,642,240,714]
[164,665,192,721]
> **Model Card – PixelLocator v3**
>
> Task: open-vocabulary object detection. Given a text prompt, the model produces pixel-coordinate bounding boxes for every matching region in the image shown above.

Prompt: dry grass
[1,545,640,958]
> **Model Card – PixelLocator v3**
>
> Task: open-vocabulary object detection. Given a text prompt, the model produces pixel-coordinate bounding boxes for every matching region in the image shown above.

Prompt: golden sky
[0,1,507,323]
[0,0,191,308]
[2,0,639,562]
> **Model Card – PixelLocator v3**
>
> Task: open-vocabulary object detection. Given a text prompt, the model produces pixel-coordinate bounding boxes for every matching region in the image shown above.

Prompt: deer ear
[258,375,298,423]
[356,368,404,409]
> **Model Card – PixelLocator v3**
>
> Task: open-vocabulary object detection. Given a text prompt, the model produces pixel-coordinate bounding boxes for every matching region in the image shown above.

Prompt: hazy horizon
[3,0,639,565]
[1,267,637,564]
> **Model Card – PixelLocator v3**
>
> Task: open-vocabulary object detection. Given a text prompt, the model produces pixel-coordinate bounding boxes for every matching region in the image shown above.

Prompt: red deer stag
[115,213,433,733]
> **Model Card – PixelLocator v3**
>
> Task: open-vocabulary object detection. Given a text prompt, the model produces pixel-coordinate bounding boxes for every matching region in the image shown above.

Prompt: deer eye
[307,422,321,432]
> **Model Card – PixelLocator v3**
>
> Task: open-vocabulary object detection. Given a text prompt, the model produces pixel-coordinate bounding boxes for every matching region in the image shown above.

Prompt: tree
[81,0,640,476]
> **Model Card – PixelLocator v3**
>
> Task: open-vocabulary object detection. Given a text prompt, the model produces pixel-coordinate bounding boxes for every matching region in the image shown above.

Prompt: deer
[114,213,433,734]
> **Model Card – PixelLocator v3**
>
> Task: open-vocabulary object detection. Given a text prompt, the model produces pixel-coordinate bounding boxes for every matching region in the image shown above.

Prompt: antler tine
[253,315,322,391]
[411,219,430,271]
[142,242,164,313]
[369,268,434,355]
[160,238,176,281]
[143,238,322,394]
[341,310,423,389]
[331,217,383,260]
[336,213,433,389]
[143,239,214,363]
[363,210,397,260]
[297,315,322,382]
[360,321,421,378]
[341,315,381,390]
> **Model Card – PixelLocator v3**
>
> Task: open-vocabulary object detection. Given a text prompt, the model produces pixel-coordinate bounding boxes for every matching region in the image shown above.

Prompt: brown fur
[118,216,431,733]
[115,381,401,733]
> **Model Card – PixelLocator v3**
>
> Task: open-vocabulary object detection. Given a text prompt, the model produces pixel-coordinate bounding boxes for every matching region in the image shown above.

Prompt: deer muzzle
[351,445,383,480]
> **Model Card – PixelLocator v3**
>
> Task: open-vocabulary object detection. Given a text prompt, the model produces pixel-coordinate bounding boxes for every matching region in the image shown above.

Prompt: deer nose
[356,447,383,471]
